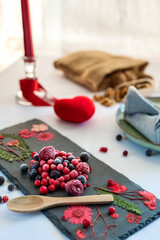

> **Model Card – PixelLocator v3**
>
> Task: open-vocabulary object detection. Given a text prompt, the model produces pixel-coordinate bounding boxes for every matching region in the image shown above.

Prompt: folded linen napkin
[124,86,160,144]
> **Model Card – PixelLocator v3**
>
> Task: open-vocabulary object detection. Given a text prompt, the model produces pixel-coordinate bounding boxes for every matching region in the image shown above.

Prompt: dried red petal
[99,147,108,153]
[110,213,119,219]
[76,229,85,239]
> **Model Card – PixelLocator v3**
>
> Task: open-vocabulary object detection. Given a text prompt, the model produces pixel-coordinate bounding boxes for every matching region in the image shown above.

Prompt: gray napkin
[124,86,160,144]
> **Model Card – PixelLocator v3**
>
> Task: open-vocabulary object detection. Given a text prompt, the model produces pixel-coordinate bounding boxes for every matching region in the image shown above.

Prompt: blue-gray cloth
[124,86,160,144]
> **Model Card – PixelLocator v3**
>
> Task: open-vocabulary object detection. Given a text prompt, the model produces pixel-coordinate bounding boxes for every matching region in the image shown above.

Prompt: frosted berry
[83,219,91,228]
[34,179,41,187]
[50,164,57,170]
[63,167,70,175]
[30,159,36,165]
[146,149,152,156]
[64,174,71,182]
[30,161,39,169]
[33,153,39,160]
[49,179,56,185]
[67,155,75,161]
[0,176,5,185]
[71,159,79,166]
[41,171,49,179]
[108,206,115,214]
[68,163,75,170]
[116,134,122,141]
[76,162,90,174]
[54,180,60,188]
[80,152,90,162]
[42,164,50,172]
[70,170,78,179]
[65,179,84,196]
[8,184,14,191]
[38,167,43,174]
[48,184,55,192]
[40,160,46,167]
[47,159,54,165]
[3,195,9,202]
[58,151,67,157]
[57,164,63,171]
[29,169,37,179]
[60,182,66,189]
[20,164,28,173]
[77,175,87,185]
[54,157,63,165]
[39,146,55,161]
[39,186,47,195]
[123,150,128,156]
[41,178,48,186]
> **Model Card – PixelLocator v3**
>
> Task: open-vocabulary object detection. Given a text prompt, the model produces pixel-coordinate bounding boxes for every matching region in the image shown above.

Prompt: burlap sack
[54,50,152,92]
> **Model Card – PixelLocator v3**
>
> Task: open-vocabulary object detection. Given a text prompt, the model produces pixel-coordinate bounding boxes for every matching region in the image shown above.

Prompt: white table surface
[0,55,160,240]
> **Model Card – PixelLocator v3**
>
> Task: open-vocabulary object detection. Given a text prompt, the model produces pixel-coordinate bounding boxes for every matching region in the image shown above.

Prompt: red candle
[21,0,34,57]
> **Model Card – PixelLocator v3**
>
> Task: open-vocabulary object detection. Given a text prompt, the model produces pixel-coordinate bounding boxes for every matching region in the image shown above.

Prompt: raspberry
[50,164,57,170]
[108,206,115,214]
[48,184,55,192]
[47,159,54,165]
[34,179,41,187]
[123,150,128,156]
[39,146,55,161]
[76,162,90,174]
[57,164,64,171]
[83,219,91,228]
[70,170,78,179]
[3,195,9,203]
[42,164,50,172]
[60,182,66,189]
[40,160,46,167]
[71,159,79,166]
[64,174,71,182]
[65,180,84,196]
[41,172,49,179]
[41,179,48,186]
[31,152,37,158]
[63,167,70,175]
[39,186,47,195]
[99,147,108,153]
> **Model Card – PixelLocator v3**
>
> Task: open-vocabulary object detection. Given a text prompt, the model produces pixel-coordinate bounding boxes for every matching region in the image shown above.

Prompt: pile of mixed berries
[20,146,91,196]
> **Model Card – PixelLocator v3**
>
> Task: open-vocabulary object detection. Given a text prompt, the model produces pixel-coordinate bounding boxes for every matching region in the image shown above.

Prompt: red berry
[108,206,115,214]
[38,167,43,174]
[83,174,88,180]
[107,179,115,186]
[39,186,47,195]
[46,176,50,181]
[30,159,36,165]
[83,219,91,228]
[123,150,128,156]
[49,179,56,185]
[41,178,48,186]
[58,151,67,157]
[84,185,86,189]
[63,167,70,174]
[48,159,54,165]
[54,180,60,188]
[60,182,66,189]
[62,215,67,221]
[57,164,64,171]
[70,170,78,179]
[99,147,108,153]
[48,184,55,192]
[3,195,9,203]
[63,162,68,167]
[78,171,82,175]
[62,156,67,160]
[71,159,79,166]
[41,172,49,179]
[0,135,4,139]
[40,160,46,167]
[31,152,37,158]
[67,152,73,157]
[42,164,50,172]
[58,176,65,182]
[50,164,57,170]
[89,166,92,172]
[64,174,71,182]
[86,183,90,187]
[34,179,41,187]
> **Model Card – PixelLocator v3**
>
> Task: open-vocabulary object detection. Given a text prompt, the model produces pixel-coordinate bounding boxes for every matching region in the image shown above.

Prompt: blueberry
[8,184,14,191]
[77,175,87,185]
[35,175,42,180]
[50,170,61,180]
[29,169,37,179]
[0,196,2,203]
[146,149,152,156]
[54,157,63,165]
[80,152,90,162]
[68,163,75,170]
[20,164,28,172]
[67,156,75,161]
[33,153,39,161]
[30,161,39,169]
[116,134,122,141]
[0,176,4,186]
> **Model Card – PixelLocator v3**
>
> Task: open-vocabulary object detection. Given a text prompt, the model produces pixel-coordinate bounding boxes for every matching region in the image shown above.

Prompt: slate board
[0,119,159,240]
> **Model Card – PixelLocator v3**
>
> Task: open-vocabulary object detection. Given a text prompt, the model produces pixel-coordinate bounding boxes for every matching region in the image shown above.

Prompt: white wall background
[0,0,160,71]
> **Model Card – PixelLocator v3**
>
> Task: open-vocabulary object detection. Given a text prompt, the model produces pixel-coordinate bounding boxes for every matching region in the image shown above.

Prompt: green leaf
[0,149,19,161]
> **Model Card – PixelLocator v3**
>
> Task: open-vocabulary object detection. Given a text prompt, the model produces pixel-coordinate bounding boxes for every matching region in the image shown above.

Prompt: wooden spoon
[7,194,113,213]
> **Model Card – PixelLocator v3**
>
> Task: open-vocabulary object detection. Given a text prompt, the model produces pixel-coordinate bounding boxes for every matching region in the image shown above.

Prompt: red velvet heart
[54,96,95,123]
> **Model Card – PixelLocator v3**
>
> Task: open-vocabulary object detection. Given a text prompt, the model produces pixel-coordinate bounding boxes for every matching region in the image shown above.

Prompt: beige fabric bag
[54,50,152,92]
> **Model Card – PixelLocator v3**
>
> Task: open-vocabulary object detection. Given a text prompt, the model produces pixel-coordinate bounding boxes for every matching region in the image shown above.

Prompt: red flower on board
[18,129,35,138]
[36,132,54,141]
[31,123,48,132]
[138,191,157,210]
[107,179,127,193]
[126,213,142,224]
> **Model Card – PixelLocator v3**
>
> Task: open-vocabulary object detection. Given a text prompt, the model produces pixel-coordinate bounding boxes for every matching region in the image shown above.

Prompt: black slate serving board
[0,119,159,240]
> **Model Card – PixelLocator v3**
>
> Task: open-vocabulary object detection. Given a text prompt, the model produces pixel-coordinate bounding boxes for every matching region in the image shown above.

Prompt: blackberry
[50,170,61,180]
[80,152,90,162]
[20,164,28,173]
[0,176,5,186]
[8,184,14,191]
